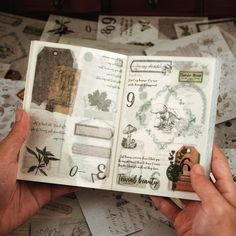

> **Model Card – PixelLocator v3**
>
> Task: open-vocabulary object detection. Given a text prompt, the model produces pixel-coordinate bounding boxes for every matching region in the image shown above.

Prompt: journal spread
[17,41,219,200]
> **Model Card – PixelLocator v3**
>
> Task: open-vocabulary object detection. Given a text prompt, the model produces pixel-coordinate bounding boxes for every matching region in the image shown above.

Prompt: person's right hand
[151,146,236,236]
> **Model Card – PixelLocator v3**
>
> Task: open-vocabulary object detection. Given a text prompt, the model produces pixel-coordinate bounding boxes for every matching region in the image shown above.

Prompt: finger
[170,198,186,209]
[191,164,225,207]
[150,196,181,223]
[211,145,236,204]
[0,109,29,162]
[50,184,77,200]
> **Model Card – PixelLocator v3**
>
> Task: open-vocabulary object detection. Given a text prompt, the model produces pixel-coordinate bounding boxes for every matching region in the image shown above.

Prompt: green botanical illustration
[88,90,111,112]
[27,146,59,176]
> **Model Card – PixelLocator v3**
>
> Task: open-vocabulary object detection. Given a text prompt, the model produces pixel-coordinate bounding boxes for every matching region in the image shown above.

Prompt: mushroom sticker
[121,124,137,149]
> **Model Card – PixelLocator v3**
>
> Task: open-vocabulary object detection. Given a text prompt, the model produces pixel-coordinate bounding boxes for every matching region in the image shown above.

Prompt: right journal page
[111,55,219,200]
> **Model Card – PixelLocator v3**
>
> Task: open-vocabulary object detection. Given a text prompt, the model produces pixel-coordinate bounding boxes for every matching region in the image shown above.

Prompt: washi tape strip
[74,124,113,140]
[72,143,111,158]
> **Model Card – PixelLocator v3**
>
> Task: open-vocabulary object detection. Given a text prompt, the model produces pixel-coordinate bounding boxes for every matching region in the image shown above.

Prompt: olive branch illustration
[27,146,59,176]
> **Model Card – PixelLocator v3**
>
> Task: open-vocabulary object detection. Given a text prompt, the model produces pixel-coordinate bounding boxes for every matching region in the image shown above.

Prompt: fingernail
[16,109,23,122]
[193,164,205,176]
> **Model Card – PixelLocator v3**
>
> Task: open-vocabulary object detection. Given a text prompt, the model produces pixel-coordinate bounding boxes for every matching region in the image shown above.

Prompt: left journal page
[17,41,127,189]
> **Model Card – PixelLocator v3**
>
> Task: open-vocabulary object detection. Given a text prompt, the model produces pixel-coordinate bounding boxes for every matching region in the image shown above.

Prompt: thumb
[0,109,29,162]
[191,164,225,206]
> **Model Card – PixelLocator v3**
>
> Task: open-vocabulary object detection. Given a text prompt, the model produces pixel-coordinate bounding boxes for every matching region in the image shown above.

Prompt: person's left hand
[0,109,75,235]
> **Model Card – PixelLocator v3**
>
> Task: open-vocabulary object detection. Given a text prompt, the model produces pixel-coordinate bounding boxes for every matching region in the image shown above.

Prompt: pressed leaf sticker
[88,90,111,112]
[27,146,59,176]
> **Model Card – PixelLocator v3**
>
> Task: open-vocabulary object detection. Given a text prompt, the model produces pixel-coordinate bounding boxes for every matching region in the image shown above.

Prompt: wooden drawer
[11,0,101,15]
[204,0,236,17]
[109,0,203,16]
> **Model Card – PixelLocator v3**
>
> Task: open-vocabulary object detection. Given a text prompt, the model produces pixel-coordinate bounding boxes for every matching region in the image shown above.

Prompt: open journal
[17,41,220,200]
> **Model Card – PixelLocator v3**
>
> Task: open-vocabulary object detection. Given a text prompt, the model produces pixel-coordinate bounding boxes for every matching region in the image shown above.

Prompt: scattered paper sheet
[0,11,45,80]
[174,18,236,38]
[41,14,97,42]
[214,118,236,148]
[76,189,175,236]
[145,27,236,123]
[97,16,207,46]
[0,78,25,141]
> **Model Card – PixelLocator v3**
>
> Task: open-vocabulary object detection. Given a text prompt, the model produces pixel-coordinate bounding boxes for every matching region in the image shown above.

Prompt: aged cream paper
[145,27,236,124]
[76,189,175,236]
[97,16,207,46]
[0,11,45,80]
[0,78,25,141]
[41,14,97,42]
[175,18,236,38]
[10,193,91,236]
[59,36,147,55]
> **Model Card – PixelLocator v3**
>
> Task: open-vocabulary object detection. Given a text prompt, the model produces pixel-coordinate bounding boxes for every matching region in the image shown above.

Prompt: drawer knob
[147,0,158,8]
[53,0,65,10]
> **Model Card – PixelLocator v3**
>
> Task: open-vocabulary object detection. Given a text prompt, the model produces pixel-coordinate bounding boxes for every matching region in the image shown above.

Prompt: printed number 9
[126,92,135,107]
[102,17,116,25]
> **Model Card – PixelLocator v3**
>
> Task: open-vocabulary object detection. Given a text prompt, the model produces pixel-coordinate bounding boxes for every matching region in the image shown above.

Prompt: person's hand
[0,109,75,235]
[151,146,236,236]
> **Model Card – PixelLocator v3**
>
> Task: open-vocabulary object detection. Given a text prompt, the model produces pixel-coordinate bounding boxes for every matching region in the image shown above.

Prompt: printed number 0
[69,165,79,177]
[126,92,135,107]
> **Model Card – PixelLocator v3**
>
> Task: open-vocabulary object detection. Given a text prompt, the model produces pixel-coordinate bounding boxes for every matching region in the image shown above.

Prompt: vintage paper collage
[17,41,219,201]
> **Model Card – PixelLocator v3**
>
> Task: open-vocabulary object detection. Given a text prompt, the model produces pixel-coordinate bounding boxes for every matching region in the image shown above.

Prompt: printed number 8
[101,25,116,35]
[126,92,135,107]
[97,164,106,180]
